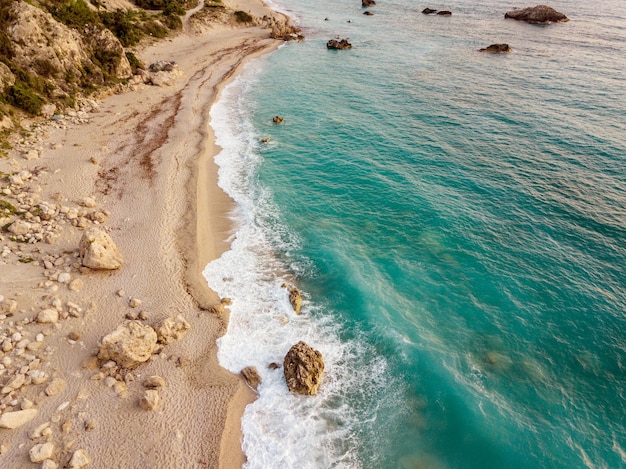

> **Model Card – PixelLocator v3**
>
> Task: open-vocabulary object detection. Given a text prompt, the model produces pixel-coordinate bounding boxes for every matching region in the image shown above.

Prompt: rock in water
[505,5,568,24]
[362,0,375,6]
[421,8,437,14]
[479,44,512,53]
[98,321,157,368]
[327,38,353,50]
[241,366,262,390]
[283,341,324,395]
[79,227,123,270]
[282,283,303,314]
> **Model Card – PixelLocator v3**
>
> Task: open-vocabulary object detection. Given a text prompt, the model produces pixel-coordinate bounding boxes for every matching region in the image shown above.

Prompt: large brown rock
[98,321,157,368]
[505,5,568,24]
[241,366,262,390]
[283,341,324,395]
[79,227,123,270]
[282,283,303,314]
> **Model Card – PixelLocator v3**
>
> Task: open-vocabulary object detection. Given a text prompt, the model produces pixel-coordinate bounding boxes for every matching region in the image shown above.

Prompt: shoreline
[0,3,286,467]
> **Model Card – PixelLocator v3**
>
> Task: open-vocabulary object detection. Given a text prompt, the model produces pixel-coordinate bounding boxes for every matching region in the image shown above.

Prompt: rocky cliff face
[6,0,130,93]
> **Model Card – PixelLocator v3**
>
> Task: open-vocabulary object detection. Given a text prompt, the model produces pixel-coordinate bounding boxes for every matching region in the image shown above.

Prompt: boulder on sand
[79,227,123,270]
[283,341,324,395]
[98,321,157,368]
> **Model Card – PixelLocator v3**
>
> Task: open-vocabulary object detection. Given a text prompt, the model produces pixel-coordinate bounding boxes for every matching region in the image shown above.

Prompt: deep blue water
[205,1,626,467]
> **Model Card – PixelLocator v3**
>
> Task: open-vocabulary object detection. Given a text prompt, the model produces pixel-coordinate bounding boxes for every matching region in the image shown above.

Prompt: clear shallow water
[204,1,626,467]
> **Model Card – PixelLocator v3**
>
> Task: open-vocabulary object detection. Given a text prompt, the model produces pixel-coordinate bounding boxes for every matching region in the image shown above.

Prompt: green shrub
[33,58,59,78]
[141,19,168,38]
[125,51,143,73]
[160,13,182,30]
[100,9,143,46]
[6,83,44,115]
[50,0,101,29]
[234,10,253,23]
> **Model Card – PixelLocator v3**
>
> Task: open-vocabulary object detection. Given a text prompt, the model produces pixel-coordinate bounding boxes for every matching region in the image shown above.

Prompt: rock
[505,5,568,24]
[437,10,452,16]
[2,374,25,394]
[97,321,157,368]
[363,11,374,15]
[272,115,284,124]
[327,38,352,50]
[283,341,325,395]
[57,272,71,284]
[41,104,56,118]
[422,8,437,14]
[30,422,51,439]
[68,278,84,292]
[0,62,15,89]
[362,0,375,6]
[139,389,160,410]
[241,366,262,390]
[268,362,281,370]
[45,378,66,396]
[37,308,59,324]
[68,449,89,469]
[282,283,303,314]
[0,409,38,428]
[0,298,17,314]
[79,197,96,208]
[8,220,31,236]
[260,137,271,143]
[79,227,123,270]
[128,297,142,308]
[479,43,512,53]
[29,442,55,463]
[42,460,58,469]
[155,315,190,345]
[143,375,165,388]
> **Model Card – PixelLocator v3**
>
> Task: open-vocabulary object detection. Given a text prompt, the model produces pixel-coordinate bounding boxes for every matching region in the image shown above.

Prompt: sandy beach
[0,1,287,466]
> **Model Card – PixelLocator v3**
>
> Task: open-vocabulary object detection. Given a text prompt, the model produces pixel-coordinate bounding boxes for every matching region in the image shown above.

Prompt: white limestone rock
[79,227,123,270]
[156,314,191,345]
[97,321,157,368]
[0,408,38,429]
[29,442,55,463]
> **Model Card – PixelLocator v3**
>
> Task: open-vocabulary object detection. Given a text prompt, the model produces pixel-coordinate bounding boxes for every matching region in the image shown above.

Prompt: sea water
[204,1,626,467]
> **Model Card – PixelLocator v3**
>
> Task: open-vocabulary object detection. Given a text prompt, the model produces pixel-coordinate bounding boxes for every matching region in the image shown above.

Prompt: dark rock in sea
[281,283,303,314]
[362,0,376,6]
[241,366,262,391]
[327,38,352,50]
[437,10,452,16]
[479,43,511,53]
[283,341,325,395]
[422,8,437,14]
[268,362,281,370]
[363,11,374,16]
[504,5,568,24]
[272,115,284,124]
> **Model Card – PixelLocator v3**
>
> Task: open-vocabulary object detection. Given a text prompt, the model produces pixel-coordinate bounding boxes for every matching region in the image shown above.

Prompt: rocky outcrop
[155,315,190,345]
[272,115,284,124]
[327,39,352,50]
[505,5,568,24]
[6,1,130,89]
[97,321,158,368]
[282,283,303,314]
[262,16,305,41]
[283,341,324,395]
[362,0,376,6]
[422,8,437,14]
[479,44,512,53]
[79,227,123,270]
[437,10,452,16]
[0,62,15,90]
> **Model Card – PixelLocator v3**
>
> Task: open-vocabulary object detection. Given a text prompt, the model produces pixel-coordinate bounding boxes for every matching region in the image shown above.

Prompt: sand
[0,2,287,467]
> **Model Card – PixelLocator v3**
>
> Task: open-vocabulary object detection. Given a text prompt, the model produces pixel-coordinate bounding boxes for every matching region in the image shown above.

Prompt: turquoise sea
[204,1,626,467]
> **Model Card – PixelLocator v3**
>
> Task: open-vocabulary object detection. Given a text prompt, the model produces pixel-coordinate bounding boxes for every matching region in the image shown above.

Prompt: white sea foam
[205,58,393,468]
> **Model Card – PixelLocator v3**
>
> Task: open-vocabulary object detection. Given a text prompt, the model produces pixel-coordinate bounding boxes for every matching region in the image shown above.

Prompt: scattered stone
[68,331,82,341]
[143,375,165,388]
[29,422,51,439]
[363,11,374,15]
[155,314,190,345]
[45,378,66,396]
[57,272,71,284]
[79,196,96,208]
[8,220,31,235]
[84,419,96,431]
[37,308,59,324]
[422,7,437,14]
[0,409,37,429]
[437,10,452,16]
[62,419,74,433]
[0,299,17,314]
[139,389,160,410]
[241,366,262,390]
[272,115,284,124]
[479,44,512,53]
[29,442,55,463]
[2,373,25,394]
[68,449,89,469]
[362,0,375,6]
[260,137,271,143]
[138,311,148,321]
[505,5,568,24]
[42,460,58,469]
[68,278,84,292]
[128,297,142,308]
[116,289,126,297]
[97,321,158,368]
[79,227,123,270]
[268,362,281,370]
[282,283,303,314]
[283,341,325,395]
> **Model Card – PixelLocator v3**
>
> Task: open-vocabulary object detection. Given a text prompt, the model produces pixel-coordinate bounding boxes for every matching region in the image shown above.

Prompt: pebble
[57,272,71,283]
[37,309,59,324]
[68,449,89,469]
[129,298,142,308]
[45,378,66,396]
[143,376,166,389]
[29,442,55,463]
[139,389,160,411]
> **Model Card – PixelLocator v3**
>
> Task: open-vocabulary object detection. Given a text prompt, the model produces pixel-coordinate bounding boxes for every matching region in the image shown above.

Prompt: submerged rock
[437,10,452,16]
[479,43,512,53]
[505,5,568,24]
[282,283,303,314]
[327,38,352,50]
[362,0,376,6]
[421,8,437,14]
[283,341,324,395]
